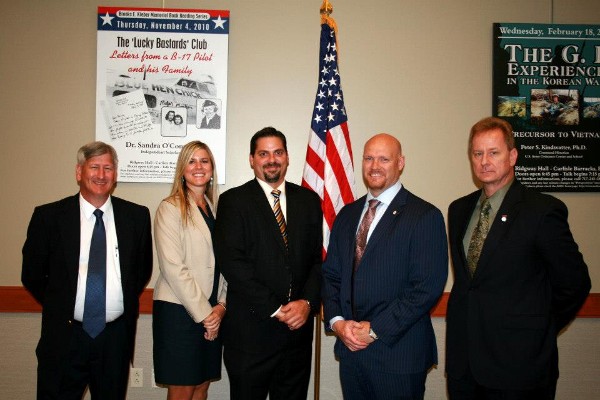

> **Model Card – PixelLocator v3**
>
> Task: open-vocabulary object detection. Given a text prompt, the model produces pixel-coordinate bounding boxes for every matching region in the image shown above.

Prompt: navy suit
[322,186,448,398]
[22,194,153,399]
[446,181,590,394]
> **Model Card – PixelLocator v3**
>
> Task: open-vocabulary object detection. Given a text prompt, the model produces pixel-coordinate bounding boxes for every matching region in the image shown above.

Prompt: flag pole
[310,1,356,398]
[312,2,327,397]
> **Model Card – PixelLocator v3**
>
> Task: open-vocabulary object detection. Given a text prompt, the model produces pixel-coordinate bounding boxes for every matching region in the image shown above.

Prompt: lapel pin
[392,210,398,215]
[501,215,507,222]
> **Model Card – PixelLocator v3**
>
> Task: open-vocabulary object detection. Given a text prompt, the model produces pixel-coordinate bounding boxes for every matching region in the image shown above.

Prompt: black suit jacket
[22,195,152,383]
[446,181,590,389]
[214,179,322,354]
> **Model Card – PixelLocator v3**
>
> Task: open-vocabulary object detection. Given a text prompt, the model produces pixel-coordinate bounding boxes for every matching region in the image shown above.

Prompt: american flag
[302,21,356,255]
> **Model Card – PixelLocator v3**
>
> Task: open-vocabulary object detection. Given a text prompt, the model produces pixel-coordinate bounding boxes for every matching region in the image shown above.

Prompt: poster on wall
[493,23,600,192]
[96,7,229,183]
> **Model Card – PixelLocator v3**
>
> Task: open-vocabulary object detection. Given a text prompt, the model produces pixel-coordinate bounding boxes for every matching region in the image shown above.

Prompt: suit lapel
[473,182,523,280]
[361,188,408,261]
[187,194,213,248]
[58,195,82,294]
[456,191,480,272]
[112,197,133,288]
[344,196,367,265]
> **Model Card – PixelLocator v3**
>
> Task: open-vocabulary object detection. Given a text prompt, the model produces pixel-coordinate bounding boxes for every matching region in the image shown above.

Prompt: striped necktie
[271,190,288,249]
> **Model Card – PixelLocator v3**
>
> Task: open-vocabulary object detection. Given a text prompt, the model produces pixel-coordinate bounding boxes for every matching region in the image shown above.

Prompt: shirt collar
[256,177,286,198]
[79,194,112,219]
[479,178,513,211]
[366,179,403,206]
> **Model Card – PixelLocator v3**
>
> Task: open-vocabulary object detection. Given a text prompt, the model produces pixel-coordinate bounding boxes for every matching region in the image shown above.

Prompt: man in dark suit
[22,141,153,399]
[446,117,591,399]
[322,133,448,399]
[214,127,322,400]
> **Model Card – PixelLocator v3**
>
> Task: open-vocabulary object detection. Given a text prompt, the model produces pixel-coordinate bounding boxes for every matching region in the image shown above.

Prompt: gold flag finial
[320,0,338,34]
[320,0,333,17]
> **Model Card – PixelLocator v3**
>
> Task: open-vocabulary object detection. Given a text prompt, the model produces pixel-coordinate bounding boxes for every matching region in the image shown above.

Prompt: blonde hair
[167,141,219,225]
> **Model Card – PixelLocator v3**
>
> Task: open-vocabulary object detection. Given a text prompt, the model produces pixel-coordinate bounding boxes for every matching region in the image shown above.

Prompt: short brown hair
[469,117,515,152]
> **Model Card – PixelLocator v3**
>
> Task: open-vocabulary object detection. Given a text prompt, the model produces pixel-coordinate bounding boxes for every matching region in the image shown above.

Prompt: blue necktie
[83,209,107,338]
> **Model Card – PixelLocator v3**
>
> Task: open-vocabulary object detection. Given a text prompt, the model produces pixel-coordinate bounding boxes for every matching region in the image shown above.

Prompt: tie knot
[271,190,281,199]
[368,199,380,209]
[93,209,104,219]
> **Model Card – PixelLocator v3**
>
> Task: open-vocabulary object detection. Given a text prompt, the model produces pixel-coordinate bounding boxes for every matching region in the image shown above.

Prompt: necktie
[271,190,288,249]
[83,209,107,338]
[466,198,492,278]
[354,200,380,270]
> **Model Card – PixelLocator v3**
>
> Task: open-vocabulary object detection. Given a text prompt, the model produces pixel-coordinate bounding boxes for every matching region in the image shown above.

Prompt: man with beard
[214,127,322,400]
[322,133,448,399]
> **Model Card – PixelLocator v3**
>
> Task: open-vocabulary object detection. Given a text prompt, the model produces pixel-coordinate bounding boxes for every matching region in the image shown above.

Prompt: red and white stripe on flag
[302,21,356,255]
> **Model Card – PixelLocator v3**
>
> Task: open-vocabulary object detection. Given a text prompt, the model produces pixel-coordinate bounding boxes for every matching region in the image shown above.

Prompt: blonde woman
[153,141,226,400]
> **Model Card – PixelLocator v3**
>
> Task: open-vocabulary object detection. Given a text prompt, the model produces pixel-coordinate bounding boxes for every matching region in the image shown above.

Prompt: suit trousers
[447,365,557,400]
[339,358,426,400]
[223,340,312,400]
[37,317,130,400]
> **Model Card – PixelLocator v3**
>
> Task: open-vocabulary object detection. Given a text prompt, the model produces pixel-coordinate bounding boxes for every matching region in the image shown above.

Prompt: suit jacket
[322,187,448,374]
[21,194,152,383]
[446,180,590,389]
[214,179,322,354]
[200,113,221,129]
[153,196,227,322]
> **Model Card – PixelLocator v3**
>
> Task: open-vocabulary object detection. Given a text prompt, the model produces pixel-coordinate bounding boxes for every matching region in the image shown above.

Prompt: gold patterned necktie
[467,198,492,277]
[354,200,380,270]
[271,190,288,249]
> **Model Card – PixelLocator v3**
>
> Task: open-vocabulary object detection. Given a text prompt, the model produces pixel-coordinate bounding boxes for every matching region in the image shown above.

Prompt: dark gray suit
[22,194,153,399]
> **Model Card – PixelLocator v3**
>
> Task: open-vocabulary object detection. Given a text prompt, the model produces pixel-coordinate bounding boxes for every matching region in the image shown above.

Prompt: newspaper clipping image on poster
[493,23,600,192]
[96,7,229,183]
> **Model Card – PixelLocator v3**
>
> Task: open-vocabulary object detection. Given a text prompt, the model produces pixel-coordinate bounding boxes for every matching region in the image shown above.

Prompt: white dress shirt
[74,195,124,322]
[256,178,288,316]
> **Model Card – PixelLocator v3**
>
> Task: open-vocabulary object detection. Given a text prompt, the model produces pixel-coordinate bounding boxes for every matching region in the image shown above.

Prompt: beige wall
[1,0,598,398]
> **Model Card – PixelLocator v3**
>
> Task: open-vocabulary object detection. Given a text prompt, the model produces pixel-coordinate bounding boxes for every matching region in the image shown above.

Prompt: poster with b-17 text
[493,23,600,192]
[96,7,229,183]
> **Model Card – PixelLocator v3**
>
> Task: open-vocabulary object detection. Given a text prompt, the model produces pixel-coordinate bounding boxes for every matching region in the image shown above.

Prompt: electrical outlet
[130,368,143,387]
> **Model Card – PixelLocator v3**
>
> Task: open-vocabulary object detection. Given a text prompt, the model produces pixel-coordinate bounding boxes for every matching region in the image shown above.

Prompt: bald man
[322,134,448,399]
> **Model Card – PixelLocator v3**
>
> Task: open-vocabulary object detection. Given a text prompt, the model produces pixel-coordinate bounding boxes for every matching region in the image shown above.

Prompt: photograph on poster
[497,96,527,118]
[161,107,188,137]
[583,97,600,119]
[530,89,579,126]
[197,99,221,129]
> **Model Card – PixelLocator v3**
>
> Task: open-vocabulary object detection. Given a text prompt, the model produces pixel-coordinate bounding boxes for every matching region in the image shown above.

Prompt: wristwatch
[368,328,378,340]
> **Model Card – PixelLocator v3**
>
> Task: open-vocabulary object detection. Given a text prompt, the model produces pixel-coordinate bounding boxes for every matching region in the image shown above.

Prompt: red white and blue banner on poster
[493,23,600,192]
[96,7,229,183]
